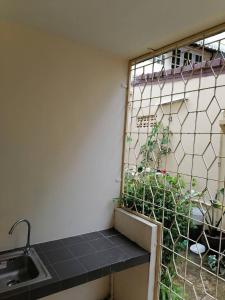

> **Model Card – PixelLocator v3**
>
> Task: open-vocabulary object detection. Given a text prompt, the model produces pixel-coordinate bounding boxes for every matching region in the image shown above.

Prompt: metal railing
[121,30,225,300]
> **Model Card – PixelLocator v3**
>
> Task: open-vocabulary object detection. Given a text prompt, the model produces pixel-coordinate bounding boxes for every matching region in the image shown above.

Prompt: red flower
[161,169,167,174]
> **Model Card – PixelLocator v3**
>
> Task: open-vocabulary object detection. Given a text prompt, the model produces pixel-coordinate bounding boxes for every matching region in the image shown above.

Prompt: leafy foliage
[200,187,225,236]
[123,170,194,261]
[139,122,171,170]
[160,274,184,300]
[120,122,199,299]
[208,255,225,276]
[121,169,197,299]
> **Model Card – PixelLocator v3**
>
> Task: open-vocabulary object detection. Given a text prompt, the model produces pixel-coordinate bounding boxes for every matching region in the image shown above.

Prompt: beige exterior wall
[126,72,225,202]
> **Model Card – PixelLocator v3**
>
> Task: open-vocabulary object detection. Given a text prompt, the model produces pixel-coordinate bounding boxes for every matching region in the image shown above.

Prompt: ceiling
[1,0,225,59]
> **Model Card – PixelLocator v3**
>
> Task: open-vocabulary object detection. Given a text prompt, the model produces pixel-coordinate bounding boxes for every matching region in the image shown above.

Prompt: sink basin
[0,248,51,293]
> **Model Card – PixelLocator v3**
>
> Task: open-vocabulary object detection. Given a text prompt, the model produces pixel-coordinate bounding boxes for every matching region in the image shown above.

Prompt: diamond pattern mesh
[121,34,225,299]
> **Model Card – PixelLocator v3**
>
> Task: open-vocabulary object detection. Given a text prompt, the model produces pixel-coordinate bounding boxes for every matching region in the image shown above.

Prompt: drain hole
[7,279,20,287]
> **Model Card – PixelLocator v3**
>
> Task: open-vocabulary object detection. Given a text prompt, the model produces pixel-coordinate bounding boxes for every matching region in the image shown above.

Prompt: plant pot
[189,225,203,243]
[201,230,225,252]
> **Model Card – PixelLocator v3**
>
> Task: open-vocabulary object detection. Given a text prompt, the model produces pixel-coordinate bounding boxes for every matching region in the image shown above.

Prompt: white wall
[0,22,127,251]
[42,277,110,300]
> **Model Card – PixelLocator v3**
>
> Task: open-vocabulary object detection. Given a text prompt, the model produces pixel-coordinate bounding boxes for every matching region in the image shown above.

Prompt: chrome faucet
[9,219,31,255]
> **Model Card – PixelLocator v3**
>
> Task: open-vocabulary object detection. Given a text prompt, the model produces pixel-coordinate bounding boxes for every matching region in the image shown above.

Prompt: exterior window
[195,54,202,63]
[171,50,202,69]
[154,54,165,65]
[171,49,181,68]
[183,51,193,65]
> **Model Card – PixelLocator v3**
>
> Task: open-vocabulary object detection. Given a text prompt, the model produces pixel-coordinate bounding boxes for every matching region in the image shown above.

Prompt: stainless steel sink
[0,248,51,293]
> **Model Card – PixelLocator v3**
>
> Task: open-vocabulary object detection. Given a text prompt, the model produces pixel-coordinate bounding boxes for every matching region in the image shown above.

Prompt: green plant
[159,264,185,300]
[160,281,183,300]
[122,170,195,258]
[120,123,199,299]
[201,188,225,236]
[139,122,171,170]
[208,254,225,276]
[120,169,198,299]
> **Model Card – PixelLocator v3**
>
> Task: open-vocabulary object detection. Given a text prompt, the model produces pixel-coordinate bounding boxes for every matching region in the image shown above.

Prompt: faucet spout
[9,219,31,255]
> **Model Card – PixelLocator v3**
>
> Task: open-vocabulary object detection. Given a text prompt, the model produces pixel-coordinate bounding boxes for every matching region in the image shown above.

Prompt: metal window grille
[121,29,225,300]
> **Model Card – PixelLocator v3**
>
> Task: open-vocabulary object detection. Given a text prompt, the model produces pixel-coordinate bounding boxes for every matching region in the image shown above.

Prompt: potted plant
[190,206,205,243]
[201,188,225,252]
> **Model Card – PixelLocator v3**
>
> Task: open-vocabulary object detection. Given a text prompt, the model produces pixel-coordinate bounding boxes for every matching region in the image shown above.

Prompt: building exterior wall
[126,70,225,204]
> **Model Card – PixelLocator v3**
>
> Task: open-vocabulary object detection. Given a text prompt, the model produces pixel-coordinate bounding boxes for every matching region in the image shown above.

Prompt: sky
[197,32,225,52]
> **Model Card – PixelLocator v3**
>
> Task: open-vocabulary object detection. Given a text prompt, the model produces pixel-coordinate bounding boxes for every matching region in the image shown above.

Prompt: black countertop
[1,228,150,300]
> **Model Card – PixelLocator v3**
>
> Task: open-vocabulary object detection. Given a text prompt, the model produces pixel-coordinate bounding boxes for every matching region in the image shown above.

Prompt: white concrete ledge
[113,208,160,300]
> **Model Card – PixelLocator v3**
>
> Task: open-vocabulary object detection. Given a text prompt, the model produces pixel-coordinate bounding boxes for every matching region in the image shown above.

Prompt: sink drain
[7,279,20,287]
